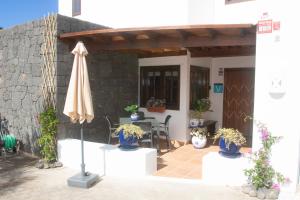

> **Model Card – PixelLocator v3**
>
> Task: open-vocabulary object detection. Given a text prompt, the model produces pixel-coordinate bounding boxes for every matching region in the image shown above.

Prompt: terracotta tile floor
[154,138,251,180]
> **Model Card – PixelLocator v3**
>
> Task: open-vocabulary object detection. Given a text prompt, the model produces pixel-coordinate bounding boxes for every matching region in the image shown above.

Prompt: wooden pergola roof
[59,24,256,58]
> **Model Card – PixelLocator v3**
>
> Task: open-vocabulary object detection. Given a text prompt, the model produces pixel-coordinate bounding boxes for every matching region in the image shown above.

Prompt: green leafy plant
[124,104,139,114]
[244,122,287,190]
[190,98,211,118]
[38,107,59,162]
[190,127,209,138]
[114,124,144,139]
[213,128,246,148]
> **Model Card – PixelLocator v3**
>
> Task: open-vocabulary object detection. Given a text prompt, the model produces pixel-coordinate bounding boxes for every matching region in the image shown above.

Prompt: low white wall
[57,139,106,176]
[139,56,190,142]
[202,152,250,186]
[103,146,157,177]
[58,139,157,177]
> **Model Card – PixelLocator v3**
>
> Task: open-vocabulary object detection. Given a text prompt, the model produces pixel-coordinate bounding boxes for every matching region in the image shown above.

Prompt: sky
[0,0,58,29]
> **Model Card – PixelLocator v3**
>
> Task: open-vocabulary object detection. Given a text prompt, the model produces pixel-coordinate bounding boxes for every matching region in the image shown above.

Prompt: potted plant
[213,128,246,158]
[146,97,166,113]
[190,127,209,149]
[114,124,144,149]
[124,104,139,121]
[190,98,211,127]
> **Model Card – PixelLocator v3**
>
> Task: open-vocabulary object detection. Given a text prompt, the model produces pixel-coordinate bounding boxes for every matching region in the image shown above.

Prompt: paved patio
[0,154,260,200]
[155,138,251,179]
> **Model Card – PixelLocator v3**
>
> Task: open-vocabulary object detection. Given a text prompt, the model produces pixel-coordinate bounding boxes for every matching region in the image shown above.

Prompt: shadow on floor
[0,153,38,195]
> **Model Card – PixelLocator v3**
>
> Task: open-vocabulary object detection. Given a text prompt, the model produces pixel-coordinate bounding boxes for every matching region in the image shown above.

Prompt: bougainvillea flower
[261,129,269,141]
[272,183,280,191]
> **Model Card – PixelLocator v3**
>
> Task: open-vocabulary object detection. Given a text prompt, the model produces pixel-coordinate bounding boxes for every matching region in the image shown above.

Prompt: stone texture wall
[0,20,45,153]
[56,15,139,143]
[0,14,138,153]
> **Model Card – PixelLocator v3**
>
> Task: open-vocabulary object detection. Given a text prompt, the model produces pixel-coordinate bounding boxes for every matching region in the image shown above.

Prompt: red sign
[273,21,280,31]
[257,20,273,34]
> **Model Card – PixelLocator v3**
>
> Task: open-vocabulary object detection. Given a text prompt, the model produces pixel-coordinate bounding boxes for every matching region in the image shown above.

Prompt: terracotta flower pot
[147,107,166,113]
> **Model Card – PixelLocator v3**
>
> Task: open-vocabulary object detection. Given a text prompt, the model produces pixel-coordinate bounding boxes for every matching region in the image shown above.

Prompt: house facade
[59,0,257,142]
[58,0,300,198]
[0,0,297,198]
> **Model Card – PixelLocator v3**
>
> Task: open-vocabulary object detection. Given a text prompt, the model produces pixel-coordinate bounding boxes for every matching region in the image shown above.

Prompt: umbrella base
[67,172,99,188]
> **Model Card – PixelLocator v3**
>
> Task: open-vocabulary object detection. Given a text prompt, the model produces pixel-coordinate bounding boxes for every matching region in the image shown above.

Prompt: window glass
[72,0,81,16]
[140,65,180,110]
[190,66,210,108]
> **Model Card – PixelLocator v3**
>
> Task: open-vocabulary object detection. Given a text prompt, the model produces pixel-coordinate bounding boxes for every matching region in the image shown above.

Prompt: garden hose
[1,134,17,150]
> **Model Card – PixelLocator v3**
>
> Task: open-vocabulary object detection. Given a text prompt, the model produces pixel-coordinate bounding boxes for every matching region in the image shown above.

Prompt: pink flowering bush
[244,122,286,190]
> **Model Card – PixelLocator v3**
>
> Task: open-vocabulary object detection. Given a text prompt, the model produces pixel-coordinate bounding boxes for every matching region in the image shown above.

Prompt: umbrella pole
[80,123,86,176]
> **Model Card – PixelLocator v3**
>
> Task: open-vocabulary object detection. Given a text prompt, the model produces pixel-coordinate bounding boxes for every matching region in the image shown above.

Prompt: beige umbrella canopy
[63,41,94,124]
[63,41,98,187]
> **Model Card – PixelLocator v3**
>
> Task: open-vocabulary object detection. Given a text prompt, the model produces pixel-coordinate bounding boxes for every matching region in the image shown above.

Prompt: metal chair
[132,121,154,148]
[157,115,172,150]
[103,115,119,144]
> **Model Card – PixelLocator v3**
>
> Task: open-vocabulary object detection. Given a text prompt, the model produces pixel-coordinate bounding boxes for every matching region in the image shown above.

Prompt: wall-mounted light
[269,75,286,99]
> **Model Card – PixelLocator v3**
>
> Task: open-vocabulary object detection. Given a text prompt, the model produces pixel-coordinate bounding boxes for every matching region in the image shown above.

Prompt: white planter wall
[57,139,157,177]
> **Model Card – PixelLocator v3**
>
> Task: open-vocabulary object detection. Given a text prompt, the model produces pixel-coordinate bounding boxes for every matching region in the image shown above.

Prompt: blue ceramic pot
[219,137,241,158]
[118,130,138,150]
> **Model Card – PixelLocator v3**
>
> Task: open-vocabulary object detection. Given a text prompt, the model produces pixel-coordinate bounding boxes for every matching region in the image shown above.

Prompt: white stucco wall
[213,0,257,24]
[138,56,190,142]
[188,0,257,25]
[188,0,215,24]
[254,0,300,198]
[59,0,189,28]
[59,0,257,27]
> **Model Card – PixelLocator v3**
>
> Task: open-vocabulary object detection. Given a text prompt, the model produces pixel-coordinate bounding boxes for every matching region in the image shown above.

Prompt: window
[140,65,180,110]
[72,0,81,16]
[225,0,254,4]
[190,66,210,108]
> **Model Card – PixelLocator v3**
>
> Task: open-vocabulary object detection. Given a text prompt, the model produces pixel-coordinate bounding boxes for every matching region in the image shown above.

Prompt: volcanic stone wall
[0,14,138,154]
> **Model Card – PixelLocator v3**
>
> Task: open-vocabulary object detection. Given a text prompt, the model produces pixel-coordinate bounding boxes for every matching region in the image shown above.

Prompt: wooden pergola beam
[80,34,255,51]
[59,24,255,38]
[188,46,256,57]
[59,24,256,56]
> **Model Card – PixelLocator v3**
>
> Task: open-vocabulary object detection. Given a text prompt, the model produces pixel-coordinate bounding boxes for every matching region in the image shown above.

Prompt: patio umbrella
[63,41,98,188]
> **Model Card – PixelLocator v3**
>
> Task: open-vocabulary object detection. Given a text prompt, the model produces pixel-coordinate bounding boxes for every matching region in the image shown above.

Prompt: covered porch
[59,23,256,144]
[59,23,256,180]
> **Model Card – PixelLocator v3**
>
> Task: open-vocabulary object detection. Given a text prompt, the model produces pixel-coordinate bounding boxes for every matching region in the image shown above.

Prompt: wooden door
[223,68,255,146]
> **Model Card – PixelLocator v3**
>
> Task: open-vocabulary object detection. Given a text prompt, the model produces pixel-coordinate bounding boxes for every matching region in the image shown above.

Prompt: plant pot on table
[189,118,199,127]
[130,113,139,121]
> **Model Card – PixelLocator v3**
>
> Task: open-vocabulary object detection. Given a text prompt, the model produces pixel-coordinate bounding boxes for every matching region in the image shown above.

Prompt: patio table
[119,117,160,149]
